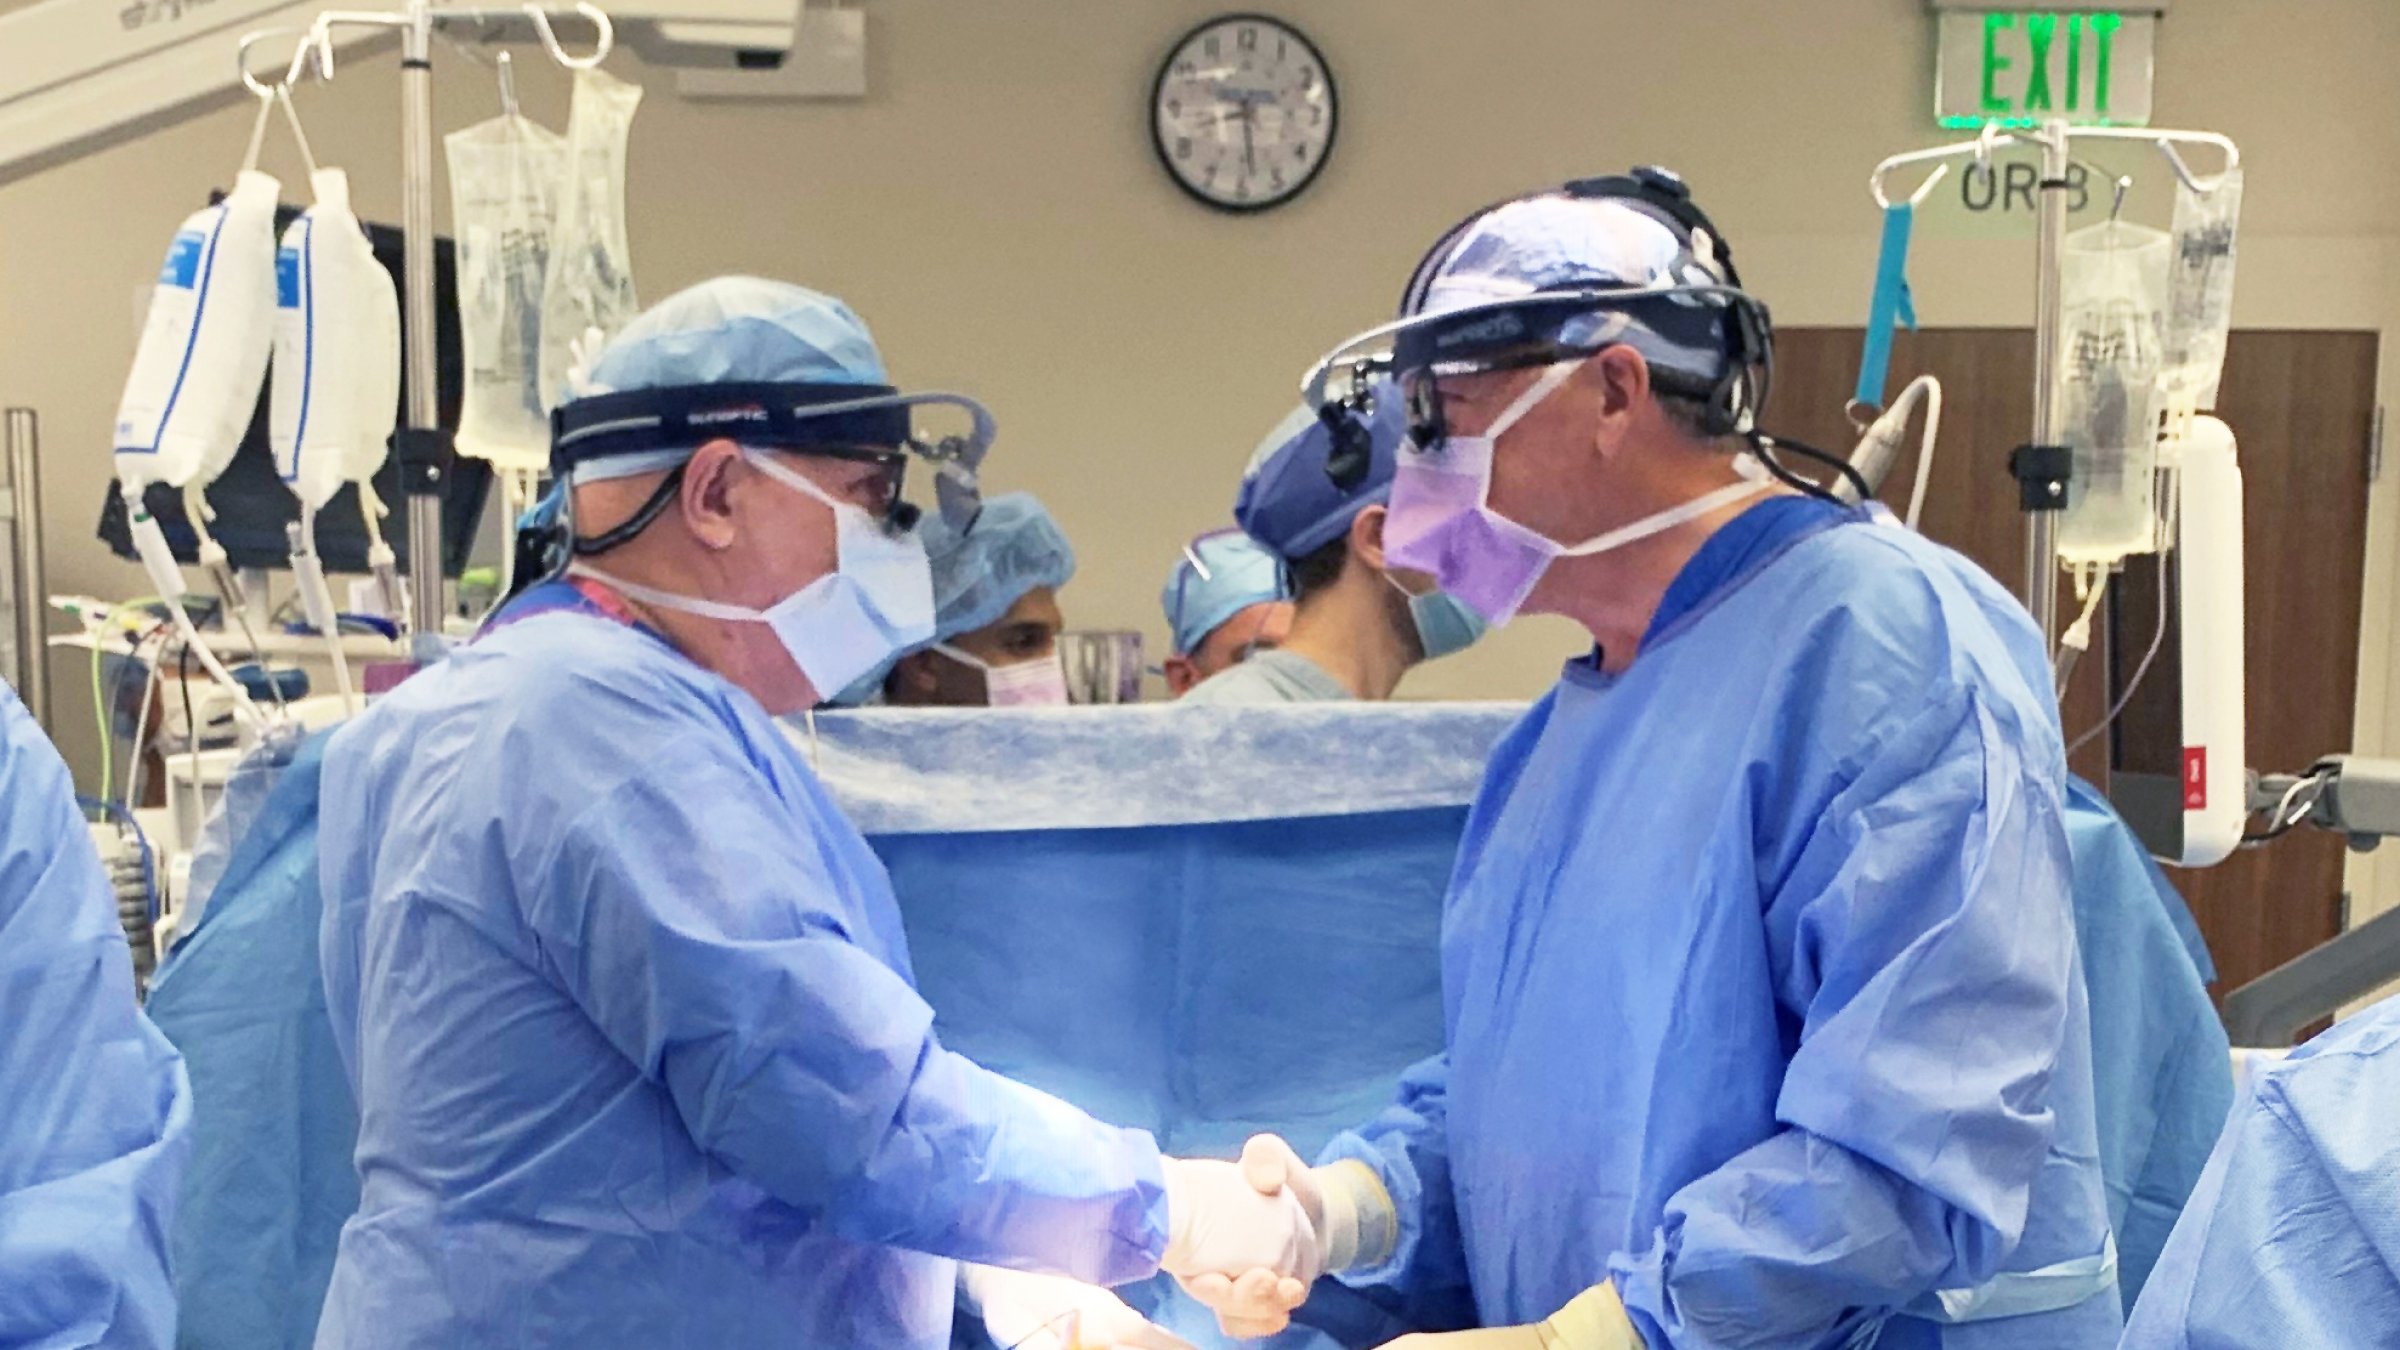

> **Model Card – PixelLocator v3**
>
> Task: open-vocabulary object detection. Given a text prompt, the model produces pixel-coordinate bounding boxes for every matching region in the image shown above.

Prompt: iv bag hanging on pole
[2055,220,2172,566]
[271,168,392,511]
[538,66,642,412]
[113,169,280,493]
[2162,167,2242,411]
[447,110,566,468]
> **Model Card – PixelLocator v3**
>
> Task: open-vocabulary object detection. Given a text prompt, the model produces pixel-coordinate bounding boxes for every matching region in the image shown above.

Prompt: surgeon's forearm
[826,1046,1171,1286]
[1613,1125,1997,1350]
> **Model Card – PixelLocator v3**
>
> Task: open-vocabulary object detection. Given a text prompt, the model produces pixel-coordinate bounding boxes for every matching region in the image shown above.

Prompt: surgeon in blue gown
[0,682,192,1348]
[1190,170,2122,1350]
[312,277,1315,1350]
[2119,991,2400,1348]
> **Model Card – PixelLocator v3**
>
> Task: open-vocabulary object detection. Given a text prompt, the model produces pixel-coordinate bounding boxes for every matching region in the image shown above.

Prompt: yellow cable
[90,640,112,802]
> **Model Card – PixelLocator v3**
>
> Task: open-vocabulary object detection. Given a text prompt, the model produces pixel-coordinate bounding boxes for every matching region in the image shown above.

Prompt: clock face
[1150,14,1337,213]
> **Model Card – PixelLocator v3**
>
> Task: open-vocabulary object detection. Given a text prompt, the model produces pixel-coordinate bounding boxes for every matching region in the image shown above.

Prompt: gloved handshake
[992,1135,1633,1350]
[1160,1135,1398,1339]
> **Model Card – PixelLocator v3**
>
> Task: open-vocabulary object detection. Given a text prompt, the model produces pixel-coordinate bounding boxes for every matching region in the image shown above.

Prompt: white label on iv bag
[113,170,281,491]
[114,221,217,453]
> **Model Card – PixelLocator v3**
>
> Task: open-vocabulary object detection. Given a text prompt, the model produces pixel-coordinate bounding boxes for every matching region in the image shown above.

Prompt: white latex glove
[958,1264,1197,1350]
[1159,1156,1320,1339]
[1378,1283,1645,1350]
[1238,1134,1399,1275]
[1176,1134,1398,1339]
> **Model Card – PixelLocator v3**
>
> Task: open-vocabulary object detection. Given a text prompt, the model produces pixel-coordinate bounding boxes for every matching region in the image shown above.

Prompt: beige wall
[6,1,2400,893]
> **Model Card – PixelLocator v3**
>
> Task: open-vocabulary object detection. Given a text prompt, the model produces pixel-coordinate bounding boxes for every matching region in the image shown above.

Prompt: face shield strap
[1396,166,1741,318]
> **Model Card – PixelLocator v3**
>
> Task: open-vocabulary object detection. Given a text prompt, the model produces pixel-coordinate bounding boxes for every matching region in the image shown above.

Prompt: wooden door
[1770,327,2379,998]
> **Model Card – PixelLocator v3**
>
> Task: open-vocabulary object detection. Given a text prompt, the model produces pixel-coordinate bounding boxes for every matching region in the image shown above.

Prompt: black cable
[1750,441,1822,498]
[179,644,197,750]
[571,464,688,558]
[1753,433,1871,503]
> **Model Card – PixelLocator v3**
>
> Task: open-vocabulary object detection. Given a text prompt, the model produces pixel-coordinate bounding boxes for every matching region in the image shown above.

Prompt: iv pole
[1869,122,2238,652]
[275,1,611,655]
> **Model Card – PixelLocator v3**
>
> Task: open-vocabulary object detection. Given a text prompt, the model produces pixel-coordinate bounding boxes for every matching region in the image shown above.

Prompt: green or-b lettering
[1981,13,2016,114]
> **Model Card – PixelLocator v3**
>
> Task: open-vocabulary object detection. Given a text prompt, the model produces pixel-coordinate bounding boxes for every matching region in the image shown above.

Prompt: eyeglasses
[792,444,915,527]
[1399,346,1600,450]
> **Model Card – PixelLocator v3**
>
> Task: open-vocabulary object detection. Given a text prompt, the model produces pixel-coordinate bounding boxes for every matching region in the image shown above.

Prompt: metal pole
[3,409,48,726]
[2025,119,2070,648]
[399,0,446,647]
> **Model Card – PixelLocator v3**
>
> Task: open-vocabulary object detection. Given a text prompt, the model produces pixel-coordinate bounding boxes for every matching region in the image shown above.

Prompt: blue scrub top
[1322,501,2123,1350]
[2121,993,2400,1347]
[0,683,191,1349]
[314,579,1169,1350]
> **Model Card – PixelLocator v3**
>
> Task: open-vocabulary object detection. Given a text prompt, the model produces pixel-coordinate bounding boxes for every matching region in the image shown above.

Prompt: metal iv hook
[525,3,614,69]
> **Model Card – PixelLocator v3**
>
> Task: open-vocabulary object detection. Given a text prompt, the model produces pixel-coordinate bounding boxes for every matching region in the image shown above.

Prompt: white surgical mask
[572,449,935,698]
[933,642,1071,707]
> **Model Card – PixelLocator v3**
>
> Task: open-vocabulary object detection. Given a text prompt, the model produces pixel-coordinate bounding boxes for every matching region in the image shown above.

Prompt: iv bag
[2055,221,2172,566]
[114,169,281,492]
[446,111,566,469]
[271,169,390,511]
[538,67,642,414]
[2162,166,2242,411]
[358,241,402,482]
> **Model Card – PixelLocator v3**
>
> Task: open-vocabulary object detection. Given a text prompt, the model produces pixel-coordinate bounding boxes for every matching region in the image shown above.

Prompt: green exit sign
[1936,11,2155,128]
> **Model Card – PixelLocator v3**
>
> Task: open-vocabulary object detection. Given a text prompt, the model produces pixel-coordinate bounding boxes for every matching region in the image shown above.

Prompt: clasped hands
[1161,1134,1367,1340]
[1159,1138,1640,1350]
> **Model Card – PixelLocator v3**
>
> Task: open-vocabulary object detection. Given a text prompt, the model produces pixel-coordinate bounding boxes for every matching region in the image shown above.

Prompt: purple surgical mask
[1384,359,1766,626]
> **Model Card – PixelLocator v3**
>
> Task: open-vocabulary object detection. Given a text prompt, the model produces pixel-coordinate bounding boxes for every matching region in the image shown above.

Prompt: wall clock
[1150,14,1338,213]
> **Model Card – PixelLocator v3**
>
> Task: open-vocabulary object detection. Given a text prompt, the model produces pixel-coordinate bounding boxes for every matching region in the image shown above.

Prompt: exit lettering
[1936,12,2155,129]
[1981,12,2121,117]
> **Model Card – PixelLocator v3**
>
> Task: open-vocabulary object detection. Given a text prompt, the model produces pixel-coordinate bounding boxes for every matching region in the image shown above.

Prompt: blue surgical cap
[1234,386,1407,560]
[925,492,1076,641]
[828,492,1076,705]
[570,276,889,483]
[1163,533,1287,655]
[1417,195,1735,384]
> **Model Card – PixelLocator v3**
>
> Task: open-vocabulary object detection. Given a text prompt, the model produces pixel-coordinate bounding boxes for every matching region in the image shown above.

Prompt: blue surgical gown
[1320,508,2122,1350]
[0,682,192,1349]
[313,585,1169,1350]
[2058,778,2231,1313]
[146,730,355,1350]
[2119,992,2400,1348]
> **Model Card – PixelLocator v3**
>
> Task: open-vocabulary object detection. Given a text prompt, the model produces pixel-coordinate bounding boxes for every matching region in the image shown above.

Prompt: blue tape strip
[1855,202,1918,411]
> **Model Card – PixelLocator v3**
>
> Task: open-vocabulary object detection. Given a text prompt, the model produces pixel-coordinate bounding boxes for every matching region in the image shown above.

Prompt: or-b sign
[1958,159,2095,217]
[1936,11,2154,128]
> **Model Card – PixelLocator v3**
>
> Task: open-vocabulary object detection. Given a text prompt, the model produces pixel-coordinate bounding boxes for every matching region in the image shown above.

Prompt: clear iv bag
[538,67,642,414]
[2162,166,2242,411]
[2055,220,2172,566]
[446,112,566,469]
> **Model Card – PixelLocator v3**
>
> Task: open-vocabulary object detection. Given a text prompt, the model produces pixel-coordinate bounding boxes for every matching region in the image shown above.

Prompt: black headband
[550,381,912,477]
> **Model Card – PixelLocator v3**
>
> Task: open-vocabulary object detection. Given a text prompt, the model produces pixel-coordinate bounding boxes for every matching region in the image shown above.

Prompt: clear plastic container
[538,67,643,414]
[2162,166,2242,411]
[2055,220,2172,565]
[446,111,567,469]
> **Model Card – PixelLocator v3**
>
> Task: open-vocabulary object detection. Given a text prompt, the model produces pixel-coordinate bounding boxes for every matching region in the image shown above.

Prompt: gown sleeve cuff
[1316,1132,1420,1288]
[1606,1248,1672,1350]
